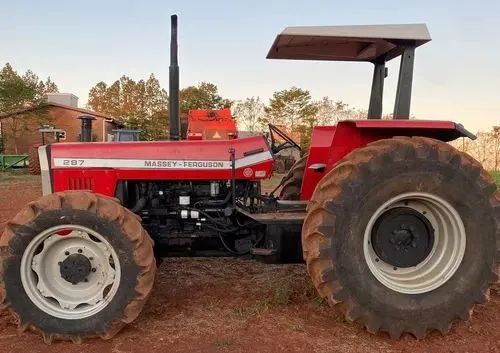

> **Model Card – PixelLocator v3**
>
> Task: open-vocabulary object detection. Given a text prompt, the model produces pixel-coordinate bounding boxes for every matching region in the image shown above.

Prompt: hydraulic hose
[195,191,231,207]
[130,197,148,213]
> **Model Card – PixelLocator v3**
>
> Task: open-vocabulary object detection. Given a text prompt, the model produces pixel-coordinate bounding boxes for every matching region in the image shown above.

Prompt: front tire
[0,191,156,343]
[302,137,499,338]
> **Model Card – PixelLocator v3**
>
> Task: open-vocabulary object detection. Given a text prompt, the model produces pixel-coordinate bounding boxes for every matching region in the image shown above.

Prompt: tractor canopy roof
[267,23,431,62]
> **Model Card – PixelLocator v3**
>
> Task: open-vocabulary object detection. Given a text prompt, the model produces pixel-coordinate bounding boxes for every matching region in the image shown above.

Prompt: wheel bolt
[84,278,88,282]
[78,249,83,253]
[89,257,93,260]
[393,267,398,271]
[65,251,70,256]
[58,261,62,266]
[92,268,96,272]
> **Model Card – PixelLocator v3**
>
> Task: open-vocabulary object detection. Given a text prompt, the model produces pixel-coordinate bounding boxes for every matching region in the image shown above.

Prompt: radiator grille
[68,177,94,191]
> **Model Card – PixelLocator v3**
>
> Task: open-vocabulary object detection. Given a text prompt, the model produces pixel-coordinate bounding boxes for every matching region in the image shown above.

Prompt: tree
[451,126,500,171]
[314,96,365,125]
[180,82,232,114]
[87,74,169,140]
[264,87,317,132]
[233,97,265,133]
[0,63,58,153]
[263,87,317,150]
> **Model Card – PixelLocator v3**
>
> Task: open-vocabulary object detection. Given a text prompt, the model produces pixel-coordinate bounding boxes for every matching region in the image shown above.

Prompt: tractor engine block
[116,180,262,256]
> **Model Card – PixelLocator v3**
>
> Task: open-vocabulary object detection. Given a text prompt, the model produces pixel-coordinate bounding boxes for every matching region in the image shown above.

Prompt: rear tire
[302,137,499,338]
[279,154,308,200]
[0,191,156,343]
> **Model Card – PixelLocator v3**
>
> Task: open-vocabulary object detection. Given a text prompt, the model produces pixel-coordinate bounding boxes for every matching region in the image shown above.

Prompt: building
[0,93,121,154]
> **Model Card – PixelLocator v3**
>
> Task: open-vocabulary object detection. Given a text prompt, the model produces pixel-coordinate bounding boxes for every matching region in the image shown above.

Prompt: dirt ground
[0,173,498,353]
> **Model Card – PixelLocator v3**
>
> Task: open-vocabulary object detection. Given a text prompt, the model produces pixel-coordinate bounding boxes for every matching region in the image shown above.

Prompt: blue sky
[1,0,498,131]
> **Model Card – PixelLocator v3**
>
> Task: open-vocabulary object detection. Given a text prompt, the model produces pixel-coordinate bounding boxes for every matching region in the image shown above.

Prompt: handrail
[0,154,29,170]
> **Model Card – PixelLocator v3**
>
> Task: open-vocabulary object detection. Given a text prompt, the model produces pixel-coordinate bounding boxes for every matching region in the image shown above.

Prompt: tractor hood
[39,136,274,196]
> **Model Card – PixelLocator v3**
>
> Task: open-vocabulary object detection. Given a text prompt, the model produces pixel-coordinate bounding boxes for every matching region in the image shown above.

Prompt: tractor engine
[119,179,261,255]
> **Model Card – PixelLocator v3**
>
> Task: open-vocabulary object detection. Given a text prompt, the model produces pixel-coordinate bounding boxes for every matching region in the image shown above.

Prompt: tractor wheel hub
[371,207,434,268]
[60,254,92,284]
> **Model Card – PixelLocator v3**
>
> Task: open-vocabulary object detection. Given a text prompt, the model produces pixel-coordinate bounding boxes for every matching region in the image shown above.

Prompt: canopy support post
[393,46,415,119]
[367,59,387,119]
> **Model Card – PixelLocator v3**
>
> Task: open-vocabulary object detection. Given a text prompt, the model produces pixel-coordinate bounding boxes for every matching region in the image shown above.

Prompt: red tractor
[0,16,498,343]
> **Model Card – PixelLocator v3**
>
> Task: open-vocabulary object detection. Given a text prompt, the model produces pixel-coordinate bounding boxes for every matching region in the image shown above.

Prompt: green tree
[87,74,168,140]
[0,63,58,153]
[180,82,232,115]
[233,97,265,133]
[264,87,317,150]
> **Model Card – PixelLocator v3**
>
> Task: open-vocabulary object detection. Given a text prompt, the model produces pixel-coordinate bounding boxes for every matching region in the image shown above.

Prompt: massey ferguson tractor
[0,16,498,343]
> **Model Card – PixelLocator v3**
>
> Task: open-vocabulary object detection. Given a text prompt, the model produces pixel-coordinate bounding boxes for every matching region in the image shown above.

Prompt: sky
[0,0,498,132]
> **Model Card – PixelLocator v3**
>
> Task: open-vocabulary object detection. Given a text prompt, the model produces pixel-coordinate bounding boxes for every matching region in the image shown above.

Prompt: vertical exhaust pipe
[78,115,96,142]
[169,14,180,140]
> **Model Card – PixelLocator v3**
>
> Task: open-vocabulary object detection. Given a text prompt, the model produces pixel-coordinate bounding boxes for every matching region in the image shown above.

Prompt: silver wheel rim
[20,225,121,319]
[363,192,466,294]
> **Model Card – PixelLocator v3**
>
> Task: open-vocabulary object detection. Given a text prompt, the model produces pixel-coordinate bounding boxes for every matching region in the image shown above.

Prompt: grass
[271,278,292,305]
[0,169,35,184]
[231,305,261,318]
[230,275,321,319]
[492,171,500,187]
[214,339,232,350]
[230,276,313,333]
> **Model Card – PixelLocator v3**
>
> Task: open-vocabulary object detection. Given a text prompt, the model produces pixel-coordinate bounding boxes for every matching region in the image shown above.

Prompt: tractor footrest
[250,247,277,256]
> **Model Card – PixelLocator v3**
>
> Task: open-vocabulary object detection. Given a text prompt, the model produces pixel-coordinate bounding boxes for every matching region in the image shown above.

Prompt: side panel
[301,120,473,200]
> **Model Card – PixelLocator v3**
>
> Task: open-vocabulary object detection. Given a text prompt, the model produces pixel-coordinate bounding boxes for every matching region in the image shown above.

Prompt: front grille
[68,177,94,191]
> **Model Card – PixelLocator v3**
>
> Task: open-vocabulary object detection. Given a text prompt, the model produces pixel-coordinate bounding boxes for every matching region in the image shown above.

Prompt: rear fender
[300,120,475,200]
